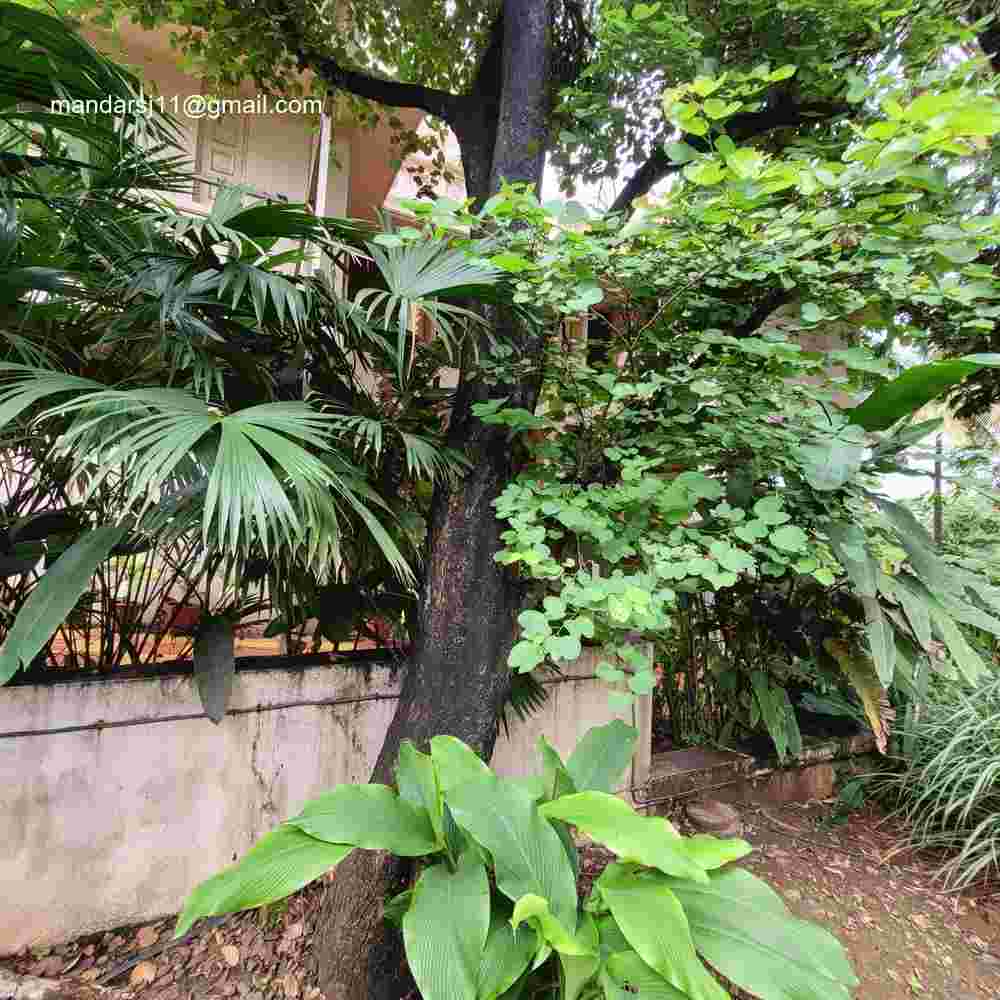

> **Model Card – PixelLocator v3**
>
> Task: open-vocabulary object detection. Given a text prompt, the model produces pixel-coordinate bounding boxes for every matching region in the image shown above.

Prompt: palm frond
[356,240,502,385]
[0,3,186,194]
[0,367,412,579]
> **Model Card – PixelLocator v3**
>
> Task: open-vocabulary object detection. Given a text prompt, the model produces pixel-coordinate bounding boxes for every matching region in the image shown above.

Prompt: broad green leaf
[559,912,601,1000]
[510,894,594,956]
[175,826,351,937]
[936,242,979,264]
[599,866,727,1000]
[566,719,639,794]
[538,736,577,800]
[849,356,1000,431]
[666,867,858,1000]
[492,252,536,273]
[904,91,963,122]
[709,541,755,574]
[477,911,538,1000]
[682,835,752,870]
[383,889,413,926]
[928,604,987,685]
[665,141,700,163]
[769,64,797,81]
[769,525,809,552]
[447,775,579,930]
[519,609,551,635]
[403,854,489,1000]
[874,497,951,586]
[509,640,546,672]
[674,471,724,501]
[509,775,550,800]
[552,812,581,882]
[753,496,789,526]
[605,951,690,999]
[893,574,933,651]
[0,524,126,684]
[539,793,708,883]
[781,687,802,759]
[862,597,896,686]
[685,160,727,186]
[726,148,764,179]
[396,741,444,844]
[549,633,583,662]
[826,521,877,597]
[430,734,493,794]
[798,437,866,491]
[596,914,632,952]
[800,302,823,324]
[750,672,792,761]
[828,348,893,375]
[290,784,437,855]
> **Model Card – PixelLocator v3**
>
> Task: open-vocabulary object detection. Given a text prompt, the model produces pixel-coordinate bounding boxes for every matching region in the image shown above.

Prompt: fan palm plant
[0,3,505,710]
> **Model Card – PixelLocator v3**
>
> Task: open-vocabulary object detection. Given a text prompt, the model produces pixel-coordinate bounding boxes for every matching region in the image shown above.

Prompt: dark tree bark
[307,4,554,999]
[973,2,1000,73]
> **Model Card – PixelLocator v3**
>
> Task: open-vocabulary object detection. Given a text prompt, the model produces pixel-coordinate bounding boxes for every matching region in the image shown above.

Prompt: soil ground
[3,801,998,1000]
[734,800,1000,999]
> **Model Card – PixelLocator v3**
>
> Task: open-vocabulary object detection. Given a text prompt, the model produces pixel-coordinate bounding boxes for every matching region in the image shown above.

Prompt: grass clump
[884,676,1000,890]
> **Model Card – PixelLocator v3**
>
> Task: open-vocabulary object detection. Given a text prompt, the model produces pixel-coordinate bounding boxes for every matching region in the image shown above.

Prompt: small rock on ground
[686,798,743,838]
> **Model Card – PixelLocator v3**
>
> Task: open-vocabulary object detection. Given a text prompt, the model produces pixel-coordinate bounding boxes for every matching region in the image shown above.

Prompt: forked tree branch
[263,5,465,123]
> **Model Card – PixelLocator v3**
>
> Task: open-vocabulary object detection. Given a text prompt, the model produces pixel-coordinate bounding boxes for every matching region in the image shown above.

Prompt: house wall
[81,22,349,224]
[0,650,650,954]
[344,111,423,221]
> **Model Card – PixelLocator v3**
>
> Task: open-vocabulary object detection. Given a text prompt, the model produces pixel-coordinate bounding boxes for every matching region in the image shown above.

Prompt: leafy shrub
[882,676,1000,889]
[177,721,857,1000]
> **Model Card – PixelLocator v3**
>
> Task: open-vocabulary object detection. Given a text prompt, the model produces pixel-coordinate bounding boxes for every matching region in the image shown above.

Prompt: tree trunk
[315,3,553,999]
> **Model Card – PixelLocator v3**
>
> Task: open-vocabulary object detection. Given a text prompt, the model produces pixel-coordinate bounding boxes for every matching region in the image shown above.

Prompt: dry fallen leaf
[221,945,241,967]
[129,960,158,986]
[136,926,159,949]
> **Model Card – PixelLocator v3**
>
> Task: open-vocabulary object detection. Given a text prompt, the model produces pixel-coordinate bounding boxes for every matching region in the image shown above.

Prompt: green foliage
[177,826,353,931]
[7,0,1000,769]
[177,722,858,1000]
[378,9,1000,751]
[0,3,491,699]
[0,524,126,683]
[910,489,1000,591]
[850,356,1000,431]
[554,1,981,191]
[878,676,1000,890]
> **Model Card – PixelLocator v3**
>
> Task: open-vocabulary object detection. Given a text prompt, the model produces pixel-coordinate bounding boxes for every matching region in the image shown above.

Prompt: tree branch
[980,24,1000,74]
[732,287,794,339]
[305,52,462,122]
[972,2,1000,74]
[610,98,850,215]
[263,6,463,122]
[608,147,672,215]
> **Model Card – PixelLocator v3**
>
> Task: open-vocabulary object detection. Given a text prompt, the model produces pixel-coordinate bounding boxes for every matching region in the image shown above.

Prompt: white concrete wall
[0,651,649,954]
